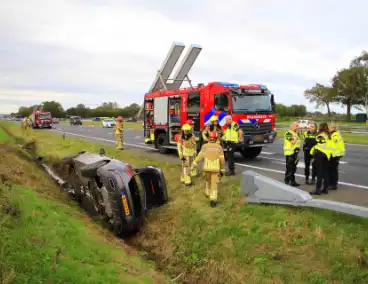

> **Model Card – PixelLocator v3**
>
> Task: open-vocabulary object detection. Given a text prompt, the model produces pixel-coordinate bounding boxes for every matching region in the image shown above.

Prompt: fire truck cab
[143,81,276,158]
[30,110,53,129]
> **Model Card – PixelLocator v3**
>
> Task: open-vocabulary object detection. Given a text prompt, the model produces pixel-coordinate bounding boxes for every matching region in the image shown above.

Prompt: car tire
[80,160,109,178]
[240,147,262,159]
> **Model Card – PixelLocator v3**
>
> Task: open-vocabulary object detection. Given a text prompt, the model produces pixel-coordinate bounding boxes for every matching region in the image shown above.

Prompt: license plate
[254,135,264,142]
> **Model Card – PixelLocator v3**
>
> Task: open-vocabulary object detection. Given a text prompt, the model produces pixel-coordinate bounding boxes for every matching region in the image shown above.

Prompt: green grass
[276,117,368,127]
[0,127,10,142]
[2,121,368,284]
[276,129,368,145]
[0,133,167,283]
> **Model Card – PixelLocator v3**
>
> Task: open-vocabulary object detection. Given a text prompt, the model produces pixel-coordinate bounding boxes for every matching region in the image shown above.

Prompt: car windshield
[230,89,272,114]
[38,113,51,119]
[105,120,114,122]
[72,116,81,120]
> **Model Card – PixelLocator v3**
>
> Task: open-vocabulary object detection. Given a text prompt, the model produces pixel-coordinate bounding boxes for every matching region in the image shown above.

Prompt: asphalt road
[50,124,368,206]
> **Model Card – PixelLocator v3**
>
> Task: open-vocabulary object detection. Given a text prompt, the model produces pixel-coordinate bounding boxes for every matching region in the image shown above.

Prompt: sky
[0,0,367,114]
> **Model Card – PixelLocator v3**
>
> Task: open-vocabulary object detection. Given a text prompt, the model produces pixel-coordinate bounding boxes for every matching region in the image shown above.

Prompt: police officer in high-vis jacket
[310,123,333,195]
[283,121,301,186]
[303,122,318,184]
[329,122,345,190]
[222,115,243,176]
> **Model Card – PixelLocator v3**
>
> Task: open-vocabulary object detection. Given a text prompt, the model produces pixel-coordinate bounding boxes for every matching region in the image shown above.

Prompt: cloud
[0,0,367,114]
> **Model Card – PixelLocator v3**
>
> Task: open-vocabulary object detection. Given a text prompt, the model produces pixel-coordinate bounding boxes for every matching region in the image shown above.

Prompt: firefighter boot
[205,181,210,198]
[190,167,197,177]
[184,174,192,186]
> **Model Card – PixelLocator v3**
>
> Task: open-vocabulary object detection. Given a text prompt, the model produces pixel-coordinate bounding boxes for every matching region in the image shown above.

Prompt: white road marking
[261,151,276,155]
[135,136,142,139]
[108,133,112,135]
[50,129,367,190]
[271,161,346,173]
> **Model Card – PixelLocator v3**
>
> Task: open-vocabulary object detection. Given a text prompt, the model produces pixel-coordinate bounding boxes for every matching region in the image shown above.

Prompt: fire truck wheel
[240,147,262,159]
[156,133,169,154]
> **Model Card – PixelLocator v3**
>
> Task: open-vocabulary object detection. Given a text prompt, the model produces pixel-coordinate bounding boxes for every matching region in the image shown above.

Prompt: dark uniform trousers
[224,142,235,172]
[314,151,330,191]
[285,152,298,183]
[304,150,316,180]
[329,157,340,188]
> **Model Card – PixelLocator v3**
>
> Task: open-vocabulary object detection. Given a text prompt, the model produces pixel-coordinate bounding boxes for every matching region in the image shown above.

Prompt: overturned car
[59,149,168,237]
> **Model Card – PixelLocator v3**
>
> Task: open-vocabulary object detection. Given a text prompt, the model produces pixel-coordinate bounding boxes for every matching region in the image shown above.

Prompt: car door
[133,166,168,210]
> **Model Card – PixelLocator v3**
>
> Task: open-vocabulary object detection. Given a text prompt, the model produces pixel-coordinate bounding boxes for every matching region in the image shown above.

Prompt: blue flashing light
[216,82,240,88]
[259,84,267,89]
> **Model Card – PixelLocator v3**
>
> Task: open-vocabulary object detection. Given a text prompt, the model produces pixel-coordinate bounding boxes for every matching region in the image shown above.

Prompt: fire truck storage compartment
[153,96,168,125]
[169,97,181,143]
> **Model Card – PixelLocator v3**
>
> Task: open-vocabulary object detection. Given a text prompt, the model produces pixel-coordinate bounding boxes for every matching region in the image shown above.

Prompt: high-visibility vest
[310,132,334,160]
[330,131,345,157]
[114,121,123,134]
[223,122,240,143]
[283,130,300,156]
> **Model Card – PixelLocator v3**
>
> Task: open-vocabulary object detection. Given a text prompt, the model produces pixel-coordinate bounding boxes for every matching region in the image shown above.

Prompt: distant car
[92,117,101,121]
[127,117,137,122]
[70,116,83,126]
[297,120,313,129]
[102,119,116,128]
[52,118,59,124]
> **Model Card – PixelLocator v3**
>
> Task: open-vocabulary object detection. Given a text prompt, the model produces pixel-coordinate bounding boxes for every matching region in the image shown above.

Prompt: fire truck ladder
[136,42,202,119]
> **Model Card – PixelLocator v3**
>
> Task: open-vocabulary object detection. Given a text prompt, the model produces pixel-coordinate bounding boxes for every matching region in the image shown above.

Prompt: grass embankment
[276,117,367,126]
[0,129,167,283]
[2,122,368,284]
[276,129,368,145]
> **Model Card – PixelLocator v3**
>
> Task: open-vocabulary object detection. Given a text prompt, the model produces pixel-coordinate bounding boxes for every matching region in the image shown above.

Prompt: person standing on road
[283,121,301,186]
[177,124,197,185]
[303,122,318,184]
[202,115,223,144]
[329,122,345,190]
[222,115,242,176]
[114,116,124,150]
[310,123,333,195]
[192,131,225,208]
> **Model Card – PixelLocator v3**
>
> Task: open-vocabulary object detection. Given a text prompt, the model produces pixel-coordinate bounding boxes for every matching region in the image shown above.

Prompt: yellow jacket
[114,121,124,134]
[177,134,197,158]
[193,142,225,172]
[310,132,334,160]
[283,130,300,156]
[330,131,345,157]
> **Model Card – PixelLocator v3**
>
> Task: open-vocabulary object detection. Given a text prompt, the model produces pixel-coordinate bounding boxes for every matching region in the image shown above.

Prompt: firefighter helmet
[210,115,218,122]
[117,116,123,121]
[182,124,191,131]
[186,119,194,125]
[209,131,218,142]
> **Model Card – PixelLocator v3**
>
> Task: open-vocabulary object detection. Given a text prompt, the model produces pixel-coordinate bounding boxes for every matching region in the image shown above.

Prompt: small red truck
[29,110,53,129]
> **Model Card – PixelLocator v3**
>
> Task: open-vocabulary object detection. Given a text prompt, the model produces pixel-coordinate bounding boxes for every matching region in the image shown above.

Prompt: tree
[41,101,65,118]
[304,83,336,116]
[351,51,368,118]
[332,68,362,120]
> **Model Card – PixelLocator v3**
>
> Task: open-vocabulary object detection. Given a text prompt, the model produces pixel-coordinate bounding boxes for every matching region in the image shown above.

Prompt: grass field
[0,127,10,142]
[0,132,167,283]
[2,121,368,284]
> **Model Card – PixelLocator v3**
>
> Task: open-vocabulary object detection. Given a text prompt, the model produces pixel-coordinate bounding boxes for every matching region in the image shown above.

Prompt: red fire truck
[29,110,53,129]
[143,81,276,158]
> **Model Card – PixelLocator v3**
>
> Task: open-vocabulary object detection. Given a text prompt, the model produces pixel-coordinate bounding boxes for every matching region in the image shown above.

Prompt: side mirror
[270,94,275,106]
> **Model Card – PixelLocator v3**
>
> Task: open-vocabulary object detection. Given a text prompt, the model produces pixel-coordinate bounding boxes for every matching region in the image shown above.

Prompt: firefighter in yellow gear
[283,121,301,186]
[328,122,345,190]
[192,131,225,207]
[202,115,223,144]
[21,117,28,130]
[177,124,197,185]
[114,116,124,150]
[310,123,334,195]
